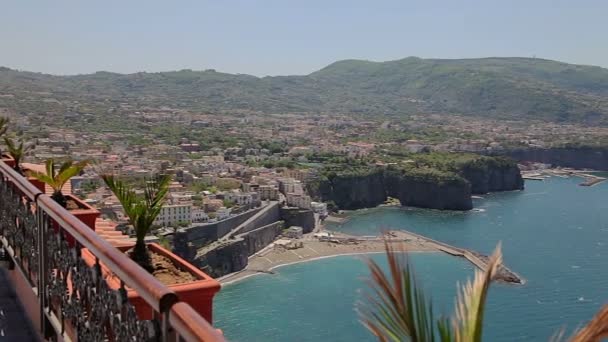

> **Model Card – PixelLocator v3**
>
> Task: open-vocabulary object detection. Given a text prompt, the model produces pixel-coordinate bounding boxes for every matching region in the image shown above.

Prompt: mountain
[2,57,608,124]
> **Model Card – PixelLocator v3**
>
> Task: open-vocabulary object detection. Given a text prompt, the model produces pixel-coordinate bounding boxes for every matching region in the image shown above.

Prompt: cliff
[457,157,524,194]
[384,169,472,210]
[316,167,473,211]
[317,169,387,210]
[501,147,608,170]
[314,155,523,211]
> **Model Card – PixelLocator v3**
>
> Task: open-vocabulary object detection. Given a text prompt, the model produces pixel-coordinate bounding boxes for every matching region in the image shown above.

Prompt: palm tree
[28,159,89,208]
[4,137,34,174]
[0,117,9,141]
[101,173,172,272]
[359,240,608,341]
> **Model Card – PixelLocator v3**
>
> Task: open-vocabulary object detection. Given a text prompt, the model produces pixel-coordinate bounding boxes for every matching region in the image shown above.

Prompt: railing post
[36,197,52,339]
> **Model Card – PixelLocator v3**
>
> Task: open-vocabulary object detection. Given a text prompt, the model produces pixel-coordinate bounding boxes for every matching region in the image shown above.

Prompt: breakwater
[331,229,523,284]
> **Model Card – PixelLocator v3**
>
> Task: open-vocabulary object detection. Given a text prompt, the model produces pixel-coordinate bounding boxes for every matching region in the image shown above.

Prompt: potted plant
[28,159,100,231]
[0,117,14,167]
[82,173,220,322]
[4,136,34,175]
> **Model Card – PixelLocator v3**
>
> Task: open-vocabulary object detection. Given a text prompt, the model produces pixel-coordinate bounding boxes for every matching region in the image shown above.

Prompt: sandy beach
[219,231,435,285]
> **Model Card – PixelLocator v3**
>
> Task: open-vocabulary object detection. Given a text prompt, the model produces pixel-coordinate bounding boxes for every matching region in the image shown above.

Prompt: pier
[522,168,606,187]
[402,231,523,284]
[575,173,606,187]
[331,230,524,284]
[220,228,524,285]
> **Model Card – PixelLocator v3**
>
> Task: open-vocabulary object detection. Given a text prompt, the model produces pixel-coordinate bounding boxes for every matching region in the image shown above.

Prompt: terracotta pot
[27,177,46,193]
[63,194,100,230]
[52,194,100,245]
[82,242,221,323]
[1,153,15,168]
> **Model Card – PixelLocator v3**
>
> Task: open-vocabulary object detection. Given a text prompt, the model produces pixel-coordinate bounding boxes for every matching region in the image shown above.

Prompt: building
[216,207,232,220]
[311,202,328,216]
[191,208,209,223]
[179,143,200,152]
[224,190,261,208]
[284,226,303,239]
[286,193,311,209]
[258,185,279,200]
[278,178,304,195]
[153,203,192,227]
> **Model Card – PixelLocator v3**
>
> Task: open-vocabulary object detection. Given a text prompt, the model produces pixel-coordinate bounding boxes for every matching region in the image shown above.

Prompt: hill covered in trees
[2,57,608,124]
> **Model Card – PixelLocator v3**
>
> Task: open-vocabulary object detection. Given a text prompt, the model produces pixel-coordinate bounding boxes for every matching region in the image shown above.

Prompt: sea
[214,175,608,341]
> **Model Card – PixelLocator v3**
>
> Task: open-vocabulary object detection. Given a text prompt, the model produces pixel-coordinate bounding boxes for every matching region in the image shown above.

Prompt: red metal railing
[0,161,225,341]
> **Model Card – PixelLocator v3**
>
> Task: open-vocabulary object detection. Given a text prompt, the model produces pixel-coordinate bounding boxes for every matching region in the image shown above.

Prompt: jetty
[397,230,523,284]
[220,228,524,285]
[330,230,524,284]
[575,173,606,187]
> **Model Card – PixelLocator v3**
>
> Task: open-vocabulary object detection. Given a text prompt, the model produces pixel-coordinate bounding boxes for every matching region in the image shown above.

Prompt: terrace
[0,161,225,341]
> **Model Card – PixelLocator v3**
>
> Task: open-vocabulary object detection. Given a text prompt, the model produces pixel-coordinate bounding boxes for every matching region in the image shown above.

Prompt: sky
[1,0,607,76]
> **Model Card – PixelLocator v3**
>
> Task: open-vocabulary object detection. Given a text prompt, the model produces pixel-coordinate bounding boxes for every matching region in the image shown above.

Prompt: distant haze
[2,0,608,76]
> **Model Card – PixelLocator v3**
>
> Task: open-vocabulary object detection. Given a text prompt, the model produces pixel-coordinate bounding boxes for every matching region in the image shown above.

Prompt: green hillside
[1,57,608,124]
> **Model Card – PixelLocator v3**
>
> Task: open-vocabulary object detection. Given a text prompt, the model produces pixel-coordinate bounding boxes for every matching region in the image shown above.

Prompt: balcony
[0,161,225,341]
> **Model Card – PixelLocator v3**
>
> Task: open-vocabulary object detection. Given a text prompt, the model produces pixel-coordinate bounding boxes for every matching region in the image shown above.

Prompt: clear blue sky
[2,0,607,76]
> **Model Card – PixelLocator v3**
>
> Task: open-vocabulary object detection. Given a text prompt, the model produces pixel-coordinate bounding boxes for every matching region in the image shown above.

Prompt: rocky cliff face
[384,170,472,210]
[458,159,524,194]
[316,159,523,211]
[502,147,608,170]
[317,170,387,210]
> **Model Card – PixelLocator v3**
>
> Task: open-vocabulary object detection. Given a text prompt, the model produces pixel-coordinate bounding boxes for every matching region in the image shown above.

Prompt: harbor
[219,228,524,285]
[521,167,606,186]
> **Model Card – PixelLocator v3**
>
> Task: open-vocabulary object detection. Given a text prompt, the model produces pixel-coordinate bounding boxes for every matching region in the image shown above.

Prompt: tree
[4,137,34,174]
[28,159,89,208]
[360,241,608,342]
[101,173,172,272]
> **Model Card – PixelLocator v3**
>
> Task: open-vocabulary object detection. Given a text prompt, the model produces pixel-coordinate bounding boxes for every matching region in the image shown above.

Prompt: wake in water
[522,191,548,196]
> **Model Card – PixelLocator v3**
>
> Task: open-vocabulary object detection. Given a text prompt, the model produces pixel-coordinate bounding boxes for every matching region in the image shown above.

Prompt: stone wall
[229,202,280,237]
[280,208,315,233]
[175,206,265,252]
[238,221,284,256]
[197,239,248,277]
[195,221,285,277]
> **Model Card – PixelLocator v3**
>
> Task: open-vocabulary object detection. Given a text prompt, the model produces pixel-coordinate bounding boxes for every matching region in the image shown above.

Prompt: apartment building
[153,203,192,227]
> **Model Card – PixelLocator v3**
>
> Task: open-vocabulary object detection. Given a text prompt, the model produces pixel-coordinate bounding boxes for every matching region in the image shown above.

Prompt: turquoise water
[214,176,608,341]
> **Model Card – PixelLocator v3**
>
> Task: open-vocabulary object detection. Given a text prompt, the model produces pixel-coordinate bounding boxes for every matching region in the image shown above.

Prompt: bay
[215,176,608,341]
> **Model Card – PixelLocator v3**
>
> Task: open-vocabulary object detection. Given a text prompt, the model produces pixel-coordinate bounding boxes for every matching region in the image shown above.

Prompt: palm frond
[101,174,139,223]
[4,137,33,171]
[359,239,438,342]
[28,158,89,194]
[102,173,171,243]
[55,159,89,189]
[0,117,9,137]
[568,304,608,342]
[451,244,502,342]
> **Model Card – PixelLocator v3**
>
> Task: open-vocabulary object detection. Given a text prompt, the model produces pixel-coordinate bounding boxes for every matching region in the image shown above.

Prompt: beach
[219,230,436,284]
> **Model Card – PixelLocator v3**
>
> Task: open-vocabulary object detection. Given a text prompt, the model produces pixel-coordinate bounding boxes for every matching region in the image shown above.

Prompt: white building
[279,178,304,195]
[216,207,232,220]
[153,204,192,227]
[258,185,279,201]
[191,208,209,223]
[224,190,261,208]
[286,193,312,209]
[311,202,328,216]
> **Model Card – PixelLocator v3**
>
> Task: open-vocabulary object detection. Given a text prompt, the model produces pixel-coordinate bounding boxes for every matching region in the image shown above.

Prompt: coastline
[220,250,435,286]
[219,236,435,285]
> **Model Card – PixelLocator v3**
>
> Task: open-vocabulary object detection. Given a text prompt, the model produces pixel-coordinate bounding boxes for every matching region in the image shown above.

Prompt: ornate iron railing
[0,162,225,341]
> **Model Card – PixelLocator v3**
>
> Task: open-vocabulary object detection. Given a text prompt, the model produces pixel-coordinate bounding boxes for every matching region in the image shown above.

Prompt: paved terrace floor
[0,268,38,340]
